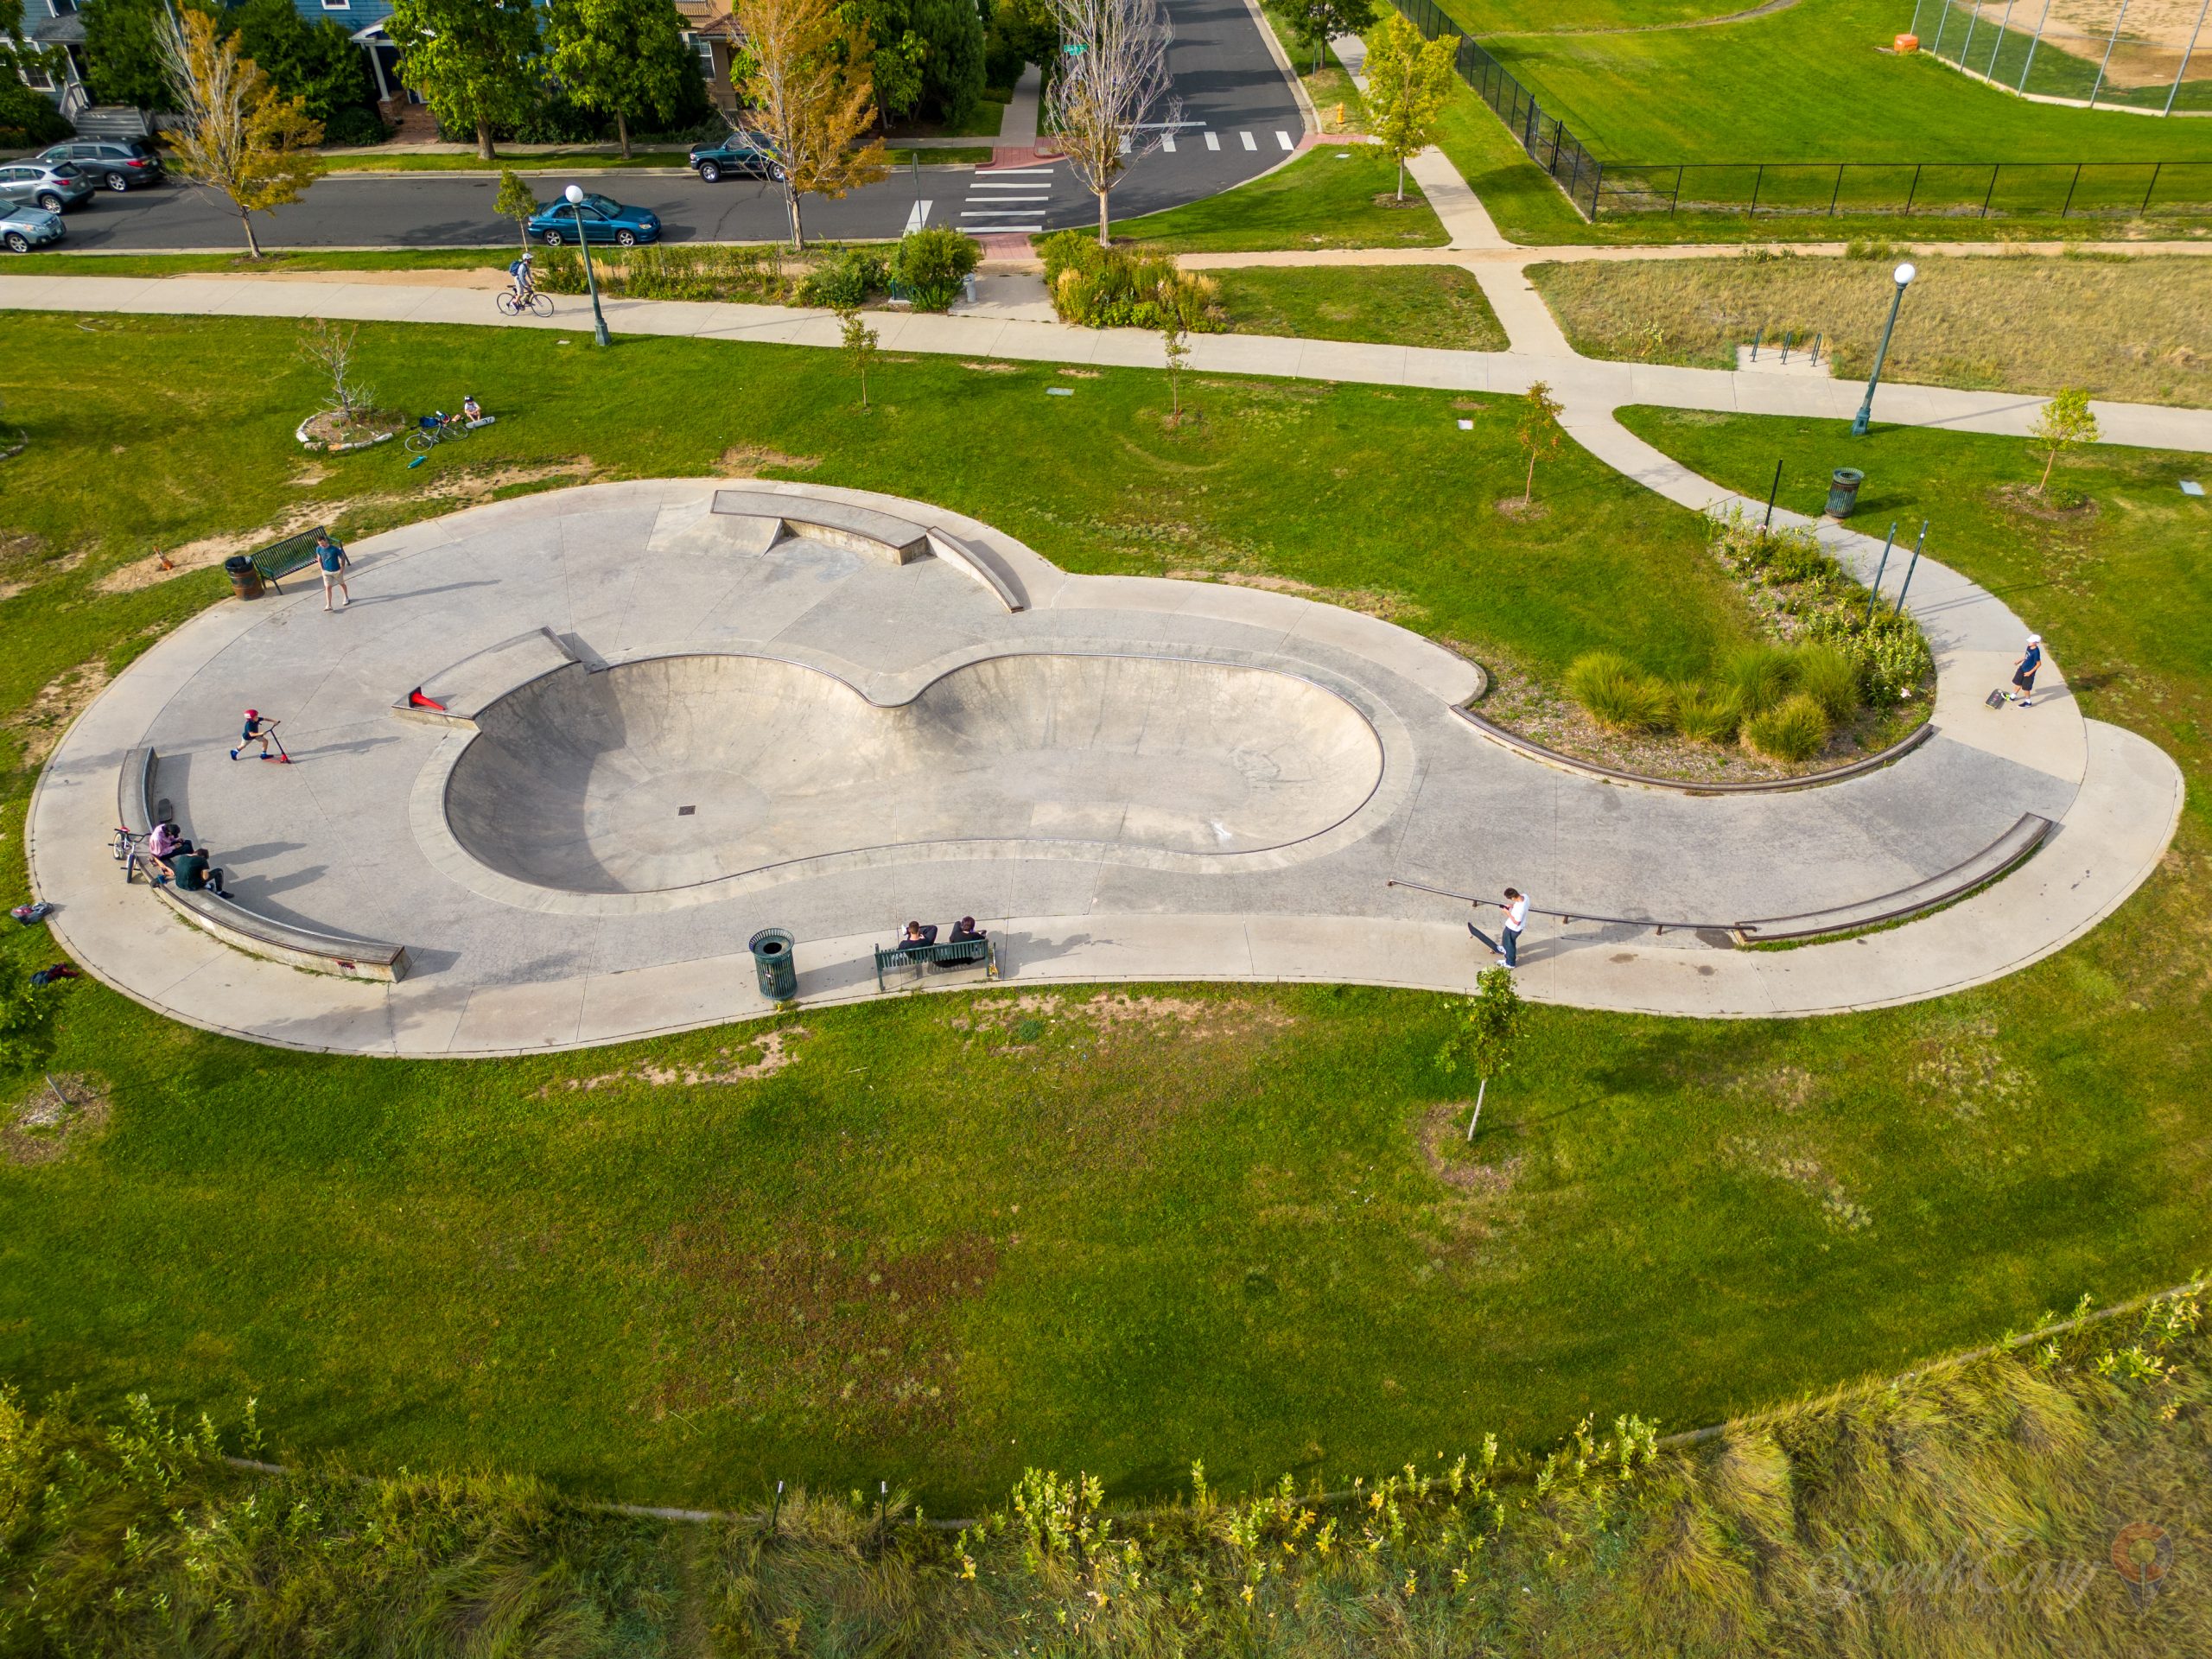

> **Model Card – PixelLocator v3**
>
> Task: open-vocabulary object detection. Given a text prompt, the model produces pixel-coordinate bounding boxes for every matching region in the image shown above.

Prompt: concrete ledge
[712,488,931,564]
[1738,811,2056,943]
[925,526,1028,613]
[392,627,577,728]
[1450,702,1937,795]
[120,746,410,982]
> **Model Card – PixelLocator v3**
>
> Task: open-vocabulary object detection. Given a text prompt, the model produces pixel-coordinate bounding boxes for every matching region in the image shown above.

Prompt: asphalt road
[41,0,1302,253]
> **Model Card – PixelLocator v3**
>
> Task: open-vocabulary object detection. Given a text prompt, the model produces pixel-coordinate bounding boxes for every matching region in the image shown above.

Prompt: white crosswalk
[1205,131,1220,150]
[956,164,1054,234]
[1239,130,1257,150]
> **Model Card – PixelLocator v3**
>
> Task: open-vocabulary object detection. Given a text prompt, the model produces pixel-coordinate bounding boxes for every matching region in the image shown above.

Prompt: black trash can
[1826,467,1865,518]
[224,555,264,600]
[748,927,797,1001]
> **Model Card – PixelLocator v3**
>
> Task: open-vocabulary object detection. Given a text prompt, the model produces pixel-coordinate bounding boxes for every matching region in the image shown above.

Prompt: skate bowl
[442,652,1386,896]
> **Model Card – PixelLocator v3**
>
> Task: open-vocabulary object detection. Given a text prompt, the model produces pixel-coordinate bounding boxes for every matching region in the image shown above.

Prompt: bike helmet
[245,708,259,719]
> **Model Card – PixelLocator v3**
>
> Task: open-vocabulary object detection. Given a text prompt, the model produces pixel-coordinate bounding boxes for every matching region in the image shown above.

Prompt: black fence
[1588,159,2212,220]
[1386,0,1605,220]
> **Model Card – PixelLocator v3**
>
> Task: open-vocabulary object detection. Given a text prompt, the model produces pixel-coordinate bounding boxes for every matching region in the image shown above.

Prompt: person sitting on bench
[162,848,229,898]
[898,919,938,954]
[948,916,985,945]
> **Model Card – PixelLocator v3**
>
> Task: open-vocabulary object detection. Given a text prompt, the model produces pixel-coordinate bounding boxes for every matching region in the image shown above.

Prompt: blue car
[0,201,64,253]
[527,193,662,248]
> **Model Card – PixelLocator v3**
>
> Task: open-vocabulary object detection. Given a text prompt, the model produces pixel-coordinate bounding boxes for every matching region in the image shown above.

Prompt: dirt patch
[298,408,404,448]
[9,659,115,769]
[96,459,601,594]
[961,360,1020,373]
[1995,481,2101,522]
[951,989,1291,1045]
[719,442,821,474]
[176,265,509,291]
[1368,194,1427,210]
[647,1219,997,1433]
[1493,497,1551,522]
[1055,366,1103,378]
[3,1073,111,1166]
[291,462,332,487]
[1420,1103,1522,1194]
[1725,1135,1872,1233]
[543,1027,810,1095]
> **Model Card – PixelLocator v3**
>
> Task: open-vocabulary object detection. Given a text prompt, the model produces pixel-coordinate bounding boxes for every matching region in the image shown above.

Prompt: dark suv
[687,134,784,184]
[35,138,166,194]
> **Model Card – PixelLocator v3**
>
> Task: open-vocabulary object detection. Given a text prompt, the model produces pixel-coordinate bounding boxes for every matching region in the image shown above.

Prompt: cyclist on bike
[507,251,537,304]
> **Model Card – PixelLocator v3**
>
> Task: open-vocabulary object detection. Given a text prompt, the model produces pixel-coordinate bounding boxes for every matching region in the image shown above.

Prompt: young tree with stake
[2030,387,2099,498]
[836,301,880,408]
[296,319,375,428]
[386,0,543,163]
[1516,379,1564,508]
[1364,13,1455,202]
[156,7,324,258]
[1046,0,1181,248]
[737,0,889,250]
[1439,965,1527,1141]
[494,168,540,253]
[1157,275,1197,424]
[544,0,694,159]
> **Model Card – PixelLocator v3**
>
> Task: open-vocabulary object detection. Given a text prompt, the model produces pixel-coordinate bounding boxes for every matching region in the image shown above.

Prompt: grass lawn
[1109,146,1450,251]
[1207,264,1510,350]
[1256,1,1372,131]
[2,318,2210,1514]
[4,248,524,276]
[318,149,694,173]
[1529,251,2212,404]
[1470,0,2212,168]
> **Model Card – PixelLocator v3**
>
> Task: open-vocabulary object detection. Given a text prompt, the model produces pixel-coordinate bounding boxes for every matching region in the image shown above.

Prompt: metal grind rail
[1384,879,1736,940]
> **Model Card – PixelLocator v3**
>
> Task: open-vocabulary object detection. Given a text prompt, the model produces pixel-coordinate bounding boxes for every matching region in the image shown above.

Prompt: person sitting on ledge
[899,919,938,953]
[162,848,229,898]
[148,821,193,861]
[948,916,984,944]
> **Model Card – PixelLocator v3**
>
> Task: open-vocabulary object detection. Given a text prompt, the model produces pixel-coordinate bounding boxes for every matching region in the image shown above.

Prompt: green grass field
[1109,146,1450,251]
[2,318,2209,1515]
[1208,264,1510,349]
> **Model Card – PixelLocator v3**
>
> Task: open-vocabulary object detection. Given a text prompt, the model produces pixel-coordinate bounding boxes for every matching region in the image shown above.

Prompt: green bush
[1745,692,1829,761]
[1670,682,1744,745]
[1565,652,1672,733]
[798,248,889,308]
[1039,230,1223,331]
[321,105,390,147]
[1719,645,1794,715]
[892,227,982,312]
[1790,645,1861,722]
[536,244,794,304]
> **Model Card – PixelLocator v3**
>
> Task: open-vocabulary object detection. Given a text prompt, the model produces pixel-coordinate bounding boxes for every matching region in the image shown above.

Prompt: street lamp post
[564,183,611,349]
[1851,261,1915,436]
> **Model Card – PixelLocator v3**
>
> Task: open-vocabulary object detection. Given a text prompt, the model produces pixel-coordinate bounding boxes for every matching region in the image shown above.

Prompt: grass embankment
[1256,0,1371,131]
[5,248,522,277]
[1531,250,2212,405]
[1208,264,1510,349]
[318,148,694,172]
[9,1287,2209,1652]
[1110,146,1450,251]
[2,318,2211,1515]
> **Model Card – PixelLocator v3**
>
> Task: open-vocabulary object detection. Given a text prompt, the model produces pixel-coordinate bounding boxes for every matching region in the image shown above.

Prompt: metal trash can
[748,927,797,1001]
[1826,468,1865,518]
[224,555,264,600]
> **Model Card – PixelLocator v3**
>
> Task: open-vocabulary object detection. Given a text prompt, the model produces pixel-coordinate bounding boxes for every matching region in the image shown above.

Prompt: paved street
[41,0,1302,251]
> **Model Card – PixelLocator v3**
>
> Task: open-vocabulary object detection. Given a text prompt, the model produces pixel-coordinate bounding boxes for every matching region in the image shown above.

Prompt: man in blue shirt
[315,531,350,612]
[2007,633,2042,708]
[508,251,536,304]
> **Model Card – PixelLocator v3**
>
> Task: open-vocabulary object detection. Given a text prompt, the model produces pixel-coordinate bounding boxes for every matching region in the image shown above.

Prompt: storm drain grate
[677,805,696,817]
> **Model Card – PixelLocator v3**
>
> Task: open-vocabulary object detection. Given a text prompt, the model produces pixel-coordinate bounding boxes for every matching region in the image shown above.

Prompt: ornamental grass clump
[1789,644,1861,722]
[1670,682,1744,745]
[1719,645,1794,715]
[1744,691,1829,761]
[1566,652,1672,733]
[1039,230,1222,330]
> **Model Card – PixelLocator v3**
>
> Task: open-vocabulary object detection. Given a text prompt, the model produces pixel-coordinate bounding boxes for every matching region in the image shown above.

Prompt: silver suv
[35,138,167,193]
[0,161,95,214]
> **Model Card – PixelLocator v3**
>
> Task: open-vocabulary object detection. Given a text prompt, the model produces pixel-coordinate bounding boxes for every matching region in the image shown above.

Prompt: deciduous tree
[1287,0,1376,75]
[1365,13,1455,201]
[494,168,541,252]
[1046,0,1180,247]
[737,0,889,251]
[2031,386,2100,496]
[157,6,324,258]
[835,301,880,406]
[1516,378,1564,506]
[1439,964,1526,1141]
[296,319,376,425]
[544,0,693,158]
[82,0,187,111]
[386,0,543,162]
[230,0,375,126]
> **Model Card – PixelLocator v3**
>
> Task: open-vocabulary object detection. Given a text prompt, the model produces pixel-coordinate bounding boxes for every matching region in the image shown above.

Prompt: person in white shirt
[1469,887,1529,969]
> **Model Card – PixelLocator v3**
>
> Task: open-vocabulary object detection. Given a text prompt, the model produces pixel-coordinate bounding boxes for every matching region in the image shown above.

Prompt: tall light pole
[564,183,611,349]
[1851,261,1915,437]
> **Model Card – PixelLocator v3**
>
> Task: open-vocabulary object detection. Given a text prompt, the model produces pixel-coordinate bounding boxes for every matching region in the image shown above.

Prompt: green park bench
[873,933,998,992]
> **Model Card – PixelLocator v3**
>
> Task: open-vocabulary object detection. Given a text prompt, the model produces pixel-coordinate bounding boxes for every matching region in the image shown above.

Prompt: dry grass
[1529,251,2212,406]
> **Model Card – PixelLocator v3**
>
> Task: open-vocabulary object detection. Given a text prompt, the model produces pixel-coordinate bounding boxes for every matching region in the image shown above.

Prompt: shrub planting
[798,247,890,308]
[1565,652,1671,732]
[1039,231,1223,330]
[1669,681,1744,745]
[536,243,796,303]
[1719,645,1794,715]
[1791,644,1861,723]
[891,227,982,312]
[1745,692,1829,761]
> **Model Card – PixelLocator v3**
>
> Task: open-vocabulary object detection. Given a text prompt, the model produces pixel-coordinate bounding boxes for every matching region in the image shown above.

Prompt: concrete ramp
[442,652,1382,896]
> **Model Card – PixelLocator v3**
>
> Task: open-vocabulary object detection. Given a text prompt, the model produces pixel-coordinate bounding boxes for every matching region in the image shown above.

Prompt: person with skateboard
[1469,887,1529,969]
[2005,634,2042,708]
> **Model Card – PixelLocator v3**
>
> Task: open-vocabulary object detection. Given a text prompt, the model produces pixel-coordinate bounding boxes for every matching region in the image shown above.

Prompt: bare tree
[736,0,888,251]
[297,320,376,425]
[156,7,324,258]
[1046,0,1181,247]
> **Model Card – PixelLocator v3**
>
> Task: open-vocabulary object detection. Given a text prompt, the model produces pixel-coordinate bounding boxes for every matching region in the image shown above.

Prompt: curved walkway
[28,472,2180,1056]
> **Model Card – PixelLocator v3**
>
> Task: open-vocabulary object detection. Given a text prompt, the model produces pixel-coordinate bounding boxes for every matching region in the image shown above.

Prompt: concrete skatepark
[29,479,2182,1057]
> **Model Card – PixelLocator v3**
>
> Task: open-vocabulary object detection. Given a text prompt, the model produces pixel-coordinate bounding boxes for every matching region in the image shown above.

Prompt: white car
[0,201,64,253]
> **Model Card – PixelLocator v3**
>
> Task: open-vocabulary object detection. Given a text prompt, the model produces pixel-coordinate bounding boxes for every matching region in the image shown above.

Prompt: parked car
[0,202,65,253]
[526,193,662,247]
[35,138,166,193]
[688,135,784,184]
[0,161,95,214]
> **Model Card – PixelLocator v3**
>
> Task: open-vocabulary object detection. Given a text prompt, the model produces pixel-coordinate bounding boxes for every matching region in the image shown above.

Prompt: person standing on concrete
[1469,887,1529,969]
[315,531,351,612]
[2005,633,2042,708]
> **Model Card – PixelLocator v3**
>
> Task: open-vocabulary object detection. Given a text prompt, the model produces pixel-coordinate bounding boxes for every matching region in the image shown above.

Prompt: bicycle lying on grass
[404,413,472,454]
